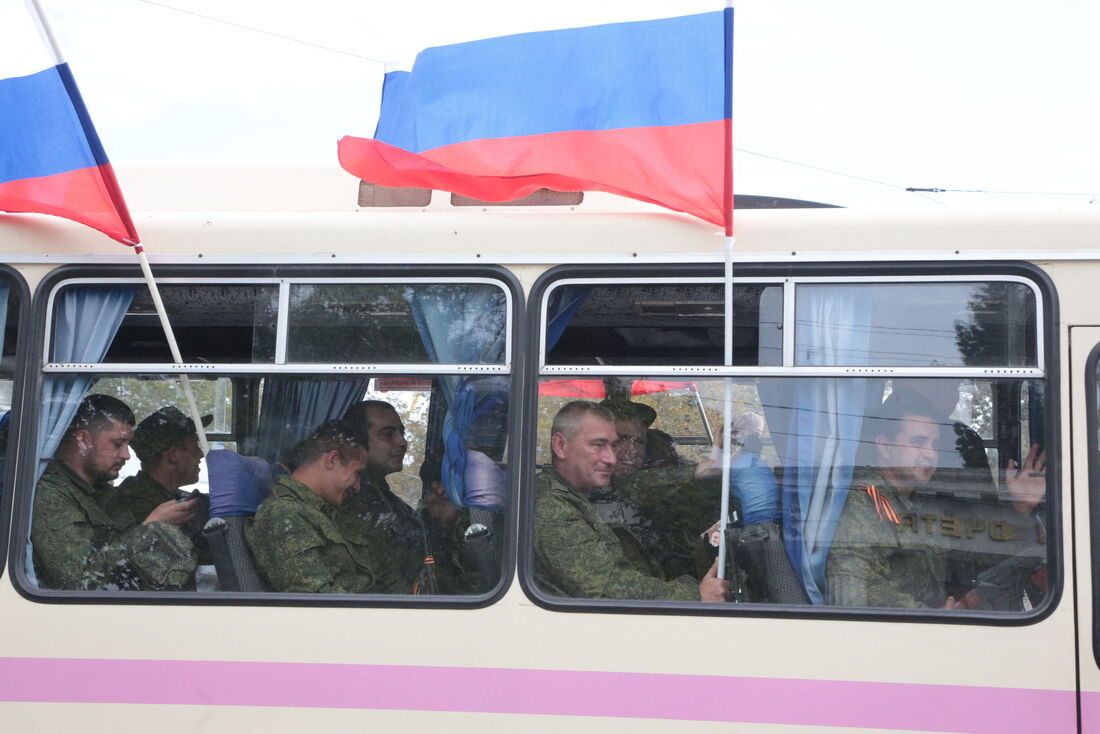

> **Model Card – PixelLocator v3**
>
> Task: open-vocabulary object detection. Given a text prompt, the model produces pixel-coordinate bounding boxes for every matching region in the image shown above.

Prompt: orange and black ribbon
[864,485,900,524]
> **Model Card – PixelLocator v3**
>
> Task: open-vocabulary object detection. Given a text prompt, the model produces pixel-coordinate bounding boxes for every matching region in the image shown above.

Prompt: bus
[0,162,1096,733]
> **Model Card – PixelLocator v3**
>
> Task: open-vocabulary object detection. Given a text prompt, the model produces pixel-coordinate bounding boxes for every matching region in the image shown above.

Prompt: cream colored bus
[0,163,1096,733]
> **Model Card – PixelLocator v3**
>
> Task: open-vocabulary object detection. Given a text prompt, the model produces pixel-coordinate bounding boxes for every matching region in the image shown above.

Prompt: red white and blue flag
[0,0,139,246]
[339,10,733,230]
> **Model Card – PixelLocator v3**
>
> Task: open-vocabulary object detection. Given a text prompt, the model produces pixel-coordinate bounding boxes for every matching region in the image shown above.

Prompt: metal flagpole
[715,0,735,582]
[134,245,211,455]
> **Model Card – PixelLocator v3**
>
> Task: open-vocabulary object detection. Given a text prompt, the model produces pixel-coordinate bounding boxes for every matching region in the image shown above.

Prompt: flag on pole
[0,0,140,246]
[340,10,733,230]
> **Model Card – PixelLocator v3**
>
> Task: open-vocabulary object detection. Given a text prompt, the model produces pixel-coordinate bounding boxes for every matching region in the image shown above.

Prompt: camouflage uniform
[533,468,697,600]
[246,474,404,593]
[595,464,722,580]
[826,466,951,608]
[110,470,212,564]
[31,460,196,591]
[333,472,425,593]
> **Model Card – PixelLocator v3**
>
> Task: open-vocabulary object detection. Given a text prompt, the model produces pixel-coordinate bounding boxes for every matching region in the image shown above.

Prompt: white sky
[38,0,1100,209]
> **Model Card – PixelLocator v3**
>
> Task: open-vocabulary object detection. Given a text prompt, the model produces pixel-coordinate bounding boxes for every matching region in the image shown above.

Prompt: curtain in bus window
[406,286,506,510]
[762,287,872,604]
[38,286,135,465]
[545,286,590,353]
[0,280,9,360]
[252,377,370,464]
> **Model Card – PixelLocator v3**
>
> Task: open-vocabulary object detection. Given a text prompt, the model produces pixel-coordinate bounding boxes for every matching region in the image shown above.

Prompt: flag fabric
[339,10,733,230]
[0,0,139,246]
[537,379,696,399]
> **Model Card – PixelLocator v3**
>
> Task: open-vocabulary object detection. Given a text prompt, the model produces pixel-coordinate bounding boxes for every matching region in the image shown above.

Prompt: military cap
[598,398,657,428]
[131,406,212,463]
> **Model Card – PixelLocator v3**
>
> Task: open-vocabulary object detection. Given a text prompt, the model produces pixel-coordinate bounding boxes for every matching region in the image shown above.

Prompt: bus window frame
[0,265,34,582]
[520,260,1062,625]
[10,263,525,609]
[1083,339,1100,668]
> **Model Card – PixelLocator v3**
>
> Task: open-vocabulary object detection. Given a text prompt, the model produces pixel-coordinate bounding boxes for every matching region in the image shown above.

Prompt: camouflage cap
[598,397,657,428]
[131,406,212,463]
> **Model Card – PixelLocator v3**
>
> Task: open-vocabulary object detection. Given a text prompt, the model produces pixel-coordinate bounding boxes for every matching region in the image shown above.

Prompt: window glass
[287,283,507,364]
[532,375,1048,611]
[795,282,1037,367]
[91,284,279,364]
[29,279,511,599]
[545,283,782,366]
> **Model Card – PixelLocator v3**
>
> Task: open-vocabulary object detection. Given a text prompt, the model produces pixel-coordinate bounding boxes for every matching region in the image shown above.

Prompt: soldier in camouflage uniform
[533,401,728,602]
[334,400,426,593]
[826,391,1046,608]
[247,420,406,593]
[32,394,196,591]
[110,406,211,564]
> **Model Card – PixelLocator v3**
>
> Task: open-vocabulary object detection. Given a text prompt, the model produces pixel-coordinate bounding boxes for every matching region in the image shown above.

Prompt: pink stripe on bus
[0,656,1075,733]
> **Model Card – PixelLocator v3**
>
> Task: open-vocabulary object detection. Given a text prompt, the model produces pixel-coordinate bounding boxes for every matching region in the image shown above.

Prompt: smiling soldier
[533,401,728,602]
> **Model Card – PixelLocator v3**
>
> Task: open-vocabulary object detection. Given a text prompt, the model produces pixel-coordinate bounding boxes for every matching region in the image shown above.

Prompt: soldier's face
[612,418,647,475]
[552,414,617,492]
[317,450,366,505]
[876,415,939,489]
[363,406,407,476]
[81,419,133,483]
[172,434,203,487]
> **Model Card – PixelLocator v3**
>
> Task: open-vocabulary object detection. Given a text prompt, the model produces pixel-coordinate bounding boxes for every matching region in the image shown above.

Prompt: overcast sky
[39,0,1100,209]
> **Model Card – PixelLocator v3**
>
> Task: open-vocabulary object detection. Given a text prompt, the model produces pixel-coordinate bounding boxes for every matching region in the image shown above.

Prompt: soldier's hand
[1006,444,1046,515]
[698,558,730,602]
[144,498,197,526]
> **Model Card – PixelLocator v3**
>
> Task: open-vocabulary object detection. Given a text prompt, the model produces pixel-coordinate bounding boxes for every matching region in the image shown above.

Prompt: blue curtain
[29,285,135,584]
[760,287,872,604]
[253,377,371,463]
[406,285,506,510]
[38,286,136,465]
[545,285,590,354]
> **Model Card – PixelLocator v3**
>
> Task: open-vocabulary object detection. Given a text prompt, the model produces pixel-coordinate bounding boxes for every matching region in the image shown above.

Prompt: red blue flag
[339,10,733,230]
[0,0,140,246]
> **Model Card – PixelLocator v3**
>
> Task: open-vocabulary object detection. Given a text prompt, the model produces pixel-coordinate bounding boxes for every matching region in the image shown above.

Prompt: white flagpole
[715,0,736,583]
[134,246,210,455]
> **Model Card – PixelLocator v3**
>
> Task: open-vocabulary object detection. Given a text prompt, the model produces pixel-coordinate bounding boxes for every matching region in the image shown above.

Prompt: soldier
[246,420,397,593]
[111,406,211,563]
[595,397,723,580]
[31,394,196,591]
[826,391,1045,608]
[335,400,427,592]
[533,400,728,602]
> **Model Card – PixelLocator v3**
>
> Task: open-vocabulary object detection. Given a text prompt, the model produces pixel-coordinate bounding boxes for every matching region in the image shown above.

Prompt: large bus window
[21,274,514,600]
[528,273,1050,616]
[0,268,26,575]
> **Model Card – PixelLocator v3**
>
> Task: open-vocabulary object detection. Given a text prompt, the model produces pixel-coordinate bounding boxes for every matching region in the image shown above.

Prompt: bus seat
[203,517,267,592]
[207,449,279,518]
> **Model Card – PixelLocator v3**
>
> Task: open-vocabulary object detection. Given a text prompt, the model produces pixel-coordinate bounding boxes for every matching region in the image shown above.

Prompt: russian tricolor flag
[0,0,139,246]
[340,10,733,230]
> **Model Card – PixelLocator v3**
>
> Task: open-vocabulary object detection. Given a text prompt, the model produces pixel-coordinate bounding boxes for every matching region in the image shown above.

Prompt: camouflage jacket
[825,466,949,608]
[110,471,212,564]
[31,460,196,591]
[533,468,696,601]
[246,474,405,594]
[595,464,723,580]
[333,472,425,591]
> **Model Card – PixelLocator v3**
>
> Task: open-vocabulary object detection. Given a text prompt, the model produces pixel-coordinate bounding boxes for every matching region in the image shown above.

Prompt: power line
[135,0,384,63]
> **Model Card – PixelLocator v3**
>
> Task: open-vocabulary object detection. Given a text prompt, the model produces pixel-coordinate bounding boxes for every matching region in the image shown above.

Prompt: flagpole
[134,245,211,455]
[716,1,735,583]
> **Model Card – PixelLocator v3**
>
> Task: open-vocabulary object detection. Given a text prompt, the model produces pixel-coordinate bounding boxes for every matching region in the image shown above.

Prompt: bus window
[20,273,514,601]
[0,267,27,577]
[528,273,1051,616]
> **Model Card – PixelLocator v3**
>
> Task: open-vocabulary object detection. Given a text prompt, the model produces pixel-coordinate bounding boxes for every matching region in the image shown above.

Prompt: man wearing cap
[595,396,724,579]
[32,394,196,591]
[111,405,211,563]
[534,400,728,602]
